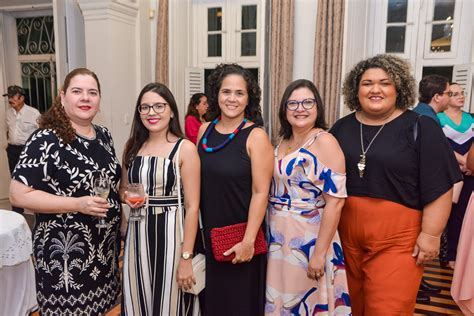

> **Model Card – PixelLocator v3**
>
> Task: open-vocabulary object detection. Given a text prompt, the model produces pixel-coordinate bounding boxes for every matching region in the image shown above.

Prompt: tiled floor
[2,198,464,315]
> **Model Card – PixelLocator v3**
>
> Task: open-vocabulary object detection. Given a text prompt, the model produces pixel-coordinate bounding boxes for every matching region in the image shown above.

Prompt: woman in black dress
[197,63,273,315]
[9,68,121,315]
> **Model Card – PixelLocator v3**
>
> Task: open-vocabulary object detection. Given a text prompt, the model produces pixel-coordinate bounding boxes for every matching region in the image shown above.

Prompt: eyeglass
[285,98,317,111]
[448,91,465,98]
[138,103,167,114]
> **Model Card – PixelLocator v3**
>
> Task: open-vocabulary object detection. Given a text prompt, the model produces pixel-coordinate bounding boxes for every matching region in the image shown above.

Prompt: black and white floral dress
[12,125,122,316]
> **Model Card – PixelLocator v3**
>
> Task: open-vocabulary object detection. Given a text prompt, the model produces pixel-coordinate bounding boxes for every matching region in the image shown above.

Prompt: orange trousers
[339,196,424,316]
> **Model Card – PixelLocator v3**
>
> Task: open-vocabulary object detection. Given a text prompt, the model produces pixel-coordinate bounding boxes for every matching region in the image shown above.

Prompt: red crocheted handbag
[210,222,267,262]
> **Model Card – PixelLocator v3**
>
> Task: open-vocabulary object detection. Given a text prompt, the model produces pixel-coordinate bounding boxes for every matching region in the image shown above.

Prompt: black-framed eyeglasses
[138,103,167,114]
[285,98,317,111]
[438,90,451,96]
[448,91,465,98]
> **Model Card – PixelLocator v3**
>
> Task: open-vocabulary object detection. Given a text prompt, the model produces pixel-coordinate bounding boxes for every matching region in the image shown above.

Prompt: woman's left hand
[307,252,326,280]
[224,240,255,264]
[177,259,195,291]
[412,231,440,265]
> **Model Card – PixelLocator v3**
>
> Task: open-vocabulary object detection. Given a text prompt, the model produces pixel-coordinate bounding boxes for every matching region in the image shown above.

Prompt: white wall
[137,0,153,90]
[292,0,317,81]
[78,0,140,160]
[292,0,370,117]
[340,0,370,116]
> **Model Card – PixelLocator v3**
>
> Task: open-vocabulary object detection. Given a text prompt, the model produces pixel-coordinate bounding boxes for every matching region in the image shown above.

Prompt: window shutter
[452,64,473,112]
[184,67,205,101]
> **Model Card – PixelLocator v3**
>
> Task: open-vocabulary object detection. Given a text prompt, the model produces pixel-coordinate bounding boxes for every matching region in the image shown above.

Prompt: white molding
[78,0,138,25]
[0,4,52,12]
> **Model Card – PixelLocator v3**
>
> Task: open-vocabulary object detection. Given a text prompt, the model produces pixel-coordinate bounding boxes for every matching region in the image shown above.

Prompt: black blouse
[330,110,461,210]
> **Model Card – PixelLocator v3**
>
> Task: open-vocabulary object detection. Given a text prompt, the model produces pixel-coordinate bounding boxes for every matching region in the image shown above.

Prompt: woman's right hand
[76,196,109,217]
[123,191,147,209]
[412,231,441,265]
[177,259,196,291]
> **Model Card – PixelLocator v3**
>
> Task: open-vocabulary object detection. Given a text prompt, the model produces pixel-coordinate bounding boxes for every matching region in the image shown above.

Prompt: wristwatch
[181,251,193,260]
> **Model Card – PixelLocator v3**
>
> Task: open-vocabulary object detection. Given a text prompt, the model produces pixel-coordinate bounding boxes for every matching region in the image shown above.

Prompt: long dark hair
[278,79,327,139]
[206,63,263,126]
[123,83,184,167]
[185,92,207,119]
[38,68,101,143]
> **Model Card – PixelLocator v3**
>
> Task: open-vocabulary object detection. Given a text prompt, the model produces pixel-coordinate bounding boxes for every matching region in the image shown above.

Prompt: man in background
[3,85,40,213]
[413,74,451,122]
[412,74,451,302]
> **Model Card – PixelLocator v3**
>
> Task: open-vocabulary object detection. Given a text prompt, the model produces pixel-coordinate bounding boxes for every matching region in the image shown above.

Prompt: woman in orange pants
[330,54,462,315]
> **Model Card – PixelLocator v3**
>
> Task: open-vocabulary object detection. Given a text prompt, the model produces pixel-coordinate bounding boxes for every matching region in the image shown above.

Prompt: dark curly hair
[185,92,207,120]
[123,82,184,167]
[205,63,263,126]
[38,68,101,143]
[278,79,327,139]
[342,54,416,111]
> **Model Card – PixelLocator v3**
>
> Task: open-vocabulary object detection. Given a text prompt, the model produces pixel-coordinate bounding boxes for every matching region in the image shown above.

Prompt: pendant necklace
[358,121,385,178]
[201,116,247,153]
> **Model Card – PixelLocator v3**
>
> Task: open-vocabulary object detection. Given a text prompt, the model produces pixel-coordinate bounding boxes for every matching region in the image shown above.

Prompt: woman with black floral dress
[10,68,122,315]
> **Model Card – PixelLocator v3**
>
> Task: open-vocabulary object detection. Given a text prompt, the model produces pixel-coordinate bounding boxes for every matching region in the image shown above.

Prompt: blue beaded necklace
[201,116,248,153]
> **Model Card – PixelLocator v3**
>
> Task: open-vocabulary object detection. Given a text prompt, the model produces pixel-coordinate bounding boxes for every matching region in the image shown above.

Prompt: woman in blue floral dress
[266,79,351,315]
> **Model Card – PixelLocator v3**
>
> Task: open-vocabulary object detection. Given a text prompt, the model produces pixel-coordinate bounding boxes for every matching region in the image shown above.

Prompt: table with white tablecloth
[0,209,38,315]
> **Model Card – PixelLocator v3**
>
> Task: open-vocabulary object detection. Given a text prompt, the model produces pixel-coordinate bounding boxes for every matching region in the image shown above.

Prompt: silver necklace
[358,122,385,178]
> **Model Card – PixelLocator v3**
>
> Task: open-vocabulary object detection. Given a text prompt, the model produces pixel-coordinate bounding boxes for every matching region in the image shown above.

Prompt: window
[16,16,56,113]
[240,5,257,57]
[423,0,461,59]
[199,1,261,63]
[207,7,223,57]
[429,0,455,53]
[188,0,265,119]
[385,0,408,54]
[369,0,468,81]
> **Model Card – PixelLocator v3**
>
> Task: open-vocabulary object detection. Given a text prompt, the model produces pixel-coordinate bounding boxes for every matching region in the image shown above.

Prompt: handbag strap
[175,139,184,243]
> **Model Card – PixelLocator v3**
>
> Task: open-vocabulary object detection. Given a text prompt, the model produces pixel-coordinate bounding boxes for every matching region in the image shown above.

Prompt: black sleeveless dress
[198,124,267,316]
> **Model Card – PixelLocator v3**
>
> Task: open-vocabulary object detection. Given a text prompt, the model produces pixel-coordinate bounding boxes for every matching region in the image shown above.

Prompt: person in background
[197,63,273,315]
[330,54,461,315]
[9,68,122,315]
[412,74,450,123]
[451,142,474,315]
[185,93,208,144]
[3,85,40,213]
[120,83,201,315]
[412,74,451,297]
[437,83,474,270]
[266,79,351,315]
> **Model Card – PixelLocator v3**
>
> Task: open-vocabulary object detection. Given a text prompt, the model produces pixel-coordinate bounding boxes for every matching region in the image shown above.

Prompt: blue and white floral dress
[265,133,351,315]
